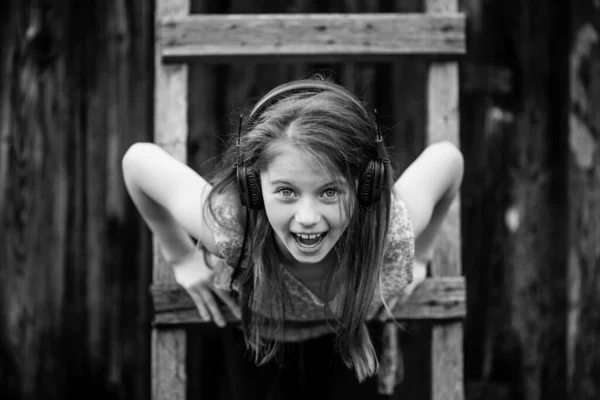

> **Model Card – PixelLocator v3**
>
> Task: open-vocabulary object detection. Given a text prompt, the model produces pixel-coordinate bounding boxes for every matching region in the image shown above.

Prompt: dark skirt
[187,323,395,400]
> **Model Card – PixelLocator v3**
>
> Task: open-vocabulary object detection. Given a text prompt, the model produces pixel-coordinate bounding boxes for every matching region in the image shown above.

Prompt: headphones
[235,79,390,210]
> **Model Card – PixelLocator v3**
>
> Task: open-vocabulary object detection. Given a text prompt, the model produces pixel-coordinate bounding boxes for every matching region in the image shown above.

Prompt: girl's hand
[378,258,428,320]
[398,257,428,303]
[172,249,242,327]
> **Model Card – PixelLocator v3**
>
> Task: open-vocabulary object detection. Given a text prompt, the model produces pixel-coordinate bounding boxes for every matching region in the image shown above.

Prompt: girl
[122,78,463,399]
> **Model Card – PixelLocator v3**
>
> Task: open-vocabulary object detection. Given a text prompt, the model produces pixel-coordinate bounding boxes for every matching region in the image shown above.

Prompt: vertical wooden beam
[505,1,569,399]
[425,0,463,399]
[567,1,597,398]
[153,0,189,399]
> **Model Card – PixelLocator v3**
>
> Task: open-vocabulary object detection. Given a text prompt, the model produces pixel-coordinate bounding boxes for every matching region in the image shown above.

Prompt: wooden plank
[569,4,600,398]
[158,13,466,61]
[153,1,189,399]
[507,1,569,398]
[150,277,466,325]
[426,0,463,399]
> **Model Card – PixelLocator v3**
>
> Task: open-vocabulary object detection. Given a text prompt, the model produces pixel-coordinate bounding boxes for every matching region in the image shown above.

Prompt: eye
[322,188,338,198]
[276,188,295,198]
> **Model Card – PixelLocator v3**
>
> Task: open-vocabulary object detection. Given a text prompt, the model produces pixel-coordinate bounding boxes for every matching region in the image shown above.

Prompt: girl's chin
[289,251,328,264]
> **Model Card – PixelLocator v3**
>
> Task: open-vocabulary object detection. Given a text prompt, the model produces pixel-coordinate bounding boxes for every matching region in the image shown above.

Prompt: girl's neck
[284,260,330,283]
[277,245,340,302]
[277,244,337,275]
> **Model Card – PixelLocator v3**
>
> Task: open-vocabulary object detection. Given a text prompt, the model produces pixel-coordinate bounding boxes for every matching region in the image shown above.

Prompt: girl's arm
[121,142,220,263]
[122,143,242,326]
[394,141,464,264]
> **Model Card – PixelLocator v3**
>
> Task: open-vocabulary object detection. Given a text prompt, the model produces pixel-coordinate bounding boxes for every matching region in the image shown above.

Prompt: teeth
[297,233,322,239]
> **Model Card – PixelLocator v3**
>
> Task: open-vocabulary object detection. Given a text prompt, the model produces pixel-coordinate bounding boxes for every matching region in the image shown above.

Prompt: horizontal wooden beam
[150,277,466,326]
[158,13,466,62]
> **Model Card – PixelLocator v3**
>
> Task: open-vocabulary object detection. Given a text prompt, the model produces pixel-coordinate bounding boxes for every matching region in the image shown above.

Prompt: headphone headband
[245,80,369,132]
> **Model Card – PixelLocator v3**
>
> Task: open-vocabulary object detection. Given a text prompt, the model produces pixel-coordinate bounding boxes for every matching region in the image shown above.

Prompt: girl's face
[260,143,351,267]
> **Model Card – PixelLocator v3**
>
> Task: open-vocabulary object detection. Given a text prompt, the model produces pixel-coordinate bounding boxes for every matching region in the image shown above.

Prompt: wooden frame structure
[152,0,465,399]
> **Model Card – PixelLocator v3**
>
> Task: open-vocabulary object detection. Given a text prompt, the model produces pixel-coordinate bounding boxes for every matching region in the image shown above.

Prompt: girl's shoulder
[207,189,247,266]
[386,193,415,245]
[380,194,415,290]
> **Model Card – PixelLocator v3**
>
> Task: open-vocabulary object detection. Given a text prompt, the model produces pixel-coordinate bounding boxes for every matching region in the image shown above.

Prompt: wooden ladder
[151,0,466,399]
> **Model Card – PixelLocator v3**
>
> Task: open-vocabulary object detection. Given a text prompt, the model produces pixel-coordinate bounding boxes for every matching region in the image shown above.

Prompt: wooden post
[1,0,154,399]
[568,1,600,398]
[425,0,463,399]
[504,0,569,399]
[153,0,190,399]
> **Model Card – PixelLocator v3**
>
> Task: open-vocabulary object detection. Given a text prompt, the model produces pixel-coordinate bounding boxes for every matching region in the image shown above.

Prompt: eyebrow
[269,179,339,191]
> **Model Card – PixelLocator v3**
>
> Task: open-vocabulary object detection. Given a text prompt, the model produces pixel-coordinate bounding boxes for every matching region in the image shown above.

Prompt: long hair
[205,78,395,381]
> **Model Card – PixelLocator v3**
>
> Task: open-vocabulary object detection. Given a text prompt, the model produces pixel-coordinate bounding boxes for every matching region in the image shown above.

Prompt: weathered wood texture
[459,0,516,396]
[458,2,571,400]
[425,0,463,399]
[1,0,583,399]
[151,277,466,324]
[158,13,466,61]
[568,1,600,398]
[0,0,153,399]
[153,1,189,399]
[504,1,569,399]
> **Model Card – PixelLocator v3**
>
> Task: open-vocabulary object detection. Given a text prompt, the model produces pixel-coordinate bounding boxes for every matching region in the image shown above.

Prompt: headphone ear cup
[358,161,384,206]
[237,164,250,207]
[358,162,375,206]
[372,161,384,204]
[246,169,264,209]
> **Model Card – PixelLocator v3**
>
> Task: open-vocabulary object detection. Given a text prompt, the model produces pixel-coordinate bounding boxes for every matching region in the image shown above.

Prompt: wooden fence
[1,0,596,399]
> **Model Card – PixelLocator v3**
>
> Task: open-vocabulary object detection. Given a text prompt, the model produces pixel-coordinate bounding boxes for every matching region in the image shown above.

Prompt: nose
[294,198,321,226]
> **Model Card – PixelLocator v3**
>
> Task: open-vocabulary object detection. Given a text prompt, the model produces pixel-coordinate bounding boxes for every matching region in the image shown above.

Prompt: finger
[198,287,226,328]
[213,288,242,320]
[188,290,211,322]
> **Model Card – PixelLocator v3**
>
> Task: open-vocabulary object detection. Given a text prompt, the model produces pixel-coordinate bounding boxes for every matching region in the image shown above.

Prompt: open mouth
[291,232,327,248]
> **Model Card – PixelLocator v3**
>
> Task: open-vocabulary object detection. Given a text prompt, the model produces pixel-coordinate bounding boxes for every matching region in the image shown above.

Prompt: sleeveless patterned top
[204,191,415,342]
